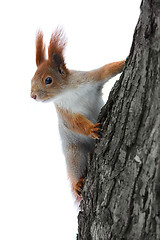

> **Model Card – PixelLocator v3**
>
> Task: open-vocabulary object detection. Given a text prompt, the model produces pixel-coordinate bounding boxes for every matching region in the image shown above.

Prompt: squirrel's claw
[75,177,84,196]
[90,123,102,139]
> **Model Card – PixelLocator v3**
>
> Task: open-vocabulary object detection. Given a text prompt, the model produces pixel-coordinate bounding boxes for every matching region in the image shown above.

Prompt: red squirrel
[31,28,125,201]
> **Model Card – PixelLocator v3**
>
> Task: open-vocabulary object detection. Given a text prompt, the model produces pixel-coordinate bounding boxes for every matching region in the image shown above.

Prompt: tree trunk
[78,0,160,239]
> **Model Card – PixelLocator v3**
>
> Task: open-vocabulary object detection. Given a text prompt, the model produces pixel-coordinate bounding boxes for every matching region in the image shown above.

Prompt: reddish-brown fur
[87,60,125,82]
[55,106,100,139]
[31,28,125,201]
[48,28,66,60]
[98,61,125,80]
[36,31,46,67]
[48,28,69,76]
[69,176,84,201]
[36,28,69,75]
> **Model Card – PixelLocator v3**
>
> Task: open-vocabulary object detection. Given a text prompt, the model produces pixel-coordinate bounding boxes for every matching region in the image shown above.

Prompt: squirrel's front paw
[90,123,102,139]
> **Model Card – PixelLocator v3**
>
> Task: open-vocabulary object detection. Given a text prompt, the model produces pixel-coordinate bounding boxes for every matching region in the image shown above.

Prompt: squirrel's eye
[45,77,52,85]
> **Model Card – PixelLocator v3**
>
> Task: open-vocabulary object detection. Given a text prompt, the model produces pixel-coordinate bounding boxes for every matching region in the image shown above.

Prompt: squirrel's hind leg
[65,143,88,200]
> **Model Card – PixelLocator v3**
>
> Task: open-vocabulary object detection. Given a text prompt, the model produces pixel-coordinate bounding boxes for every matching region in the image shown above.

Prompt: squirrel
[30,28,125,201]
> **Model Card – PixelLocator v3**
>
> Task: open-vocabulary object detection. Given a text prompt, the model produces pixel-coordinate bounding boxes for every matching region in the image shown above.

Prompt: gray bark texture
[77,0,160,239]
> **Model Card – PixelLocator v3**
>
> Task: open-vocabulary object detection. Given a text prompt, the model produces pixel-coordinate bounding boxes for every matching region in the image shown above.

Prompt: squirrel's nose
[31,92,37,100]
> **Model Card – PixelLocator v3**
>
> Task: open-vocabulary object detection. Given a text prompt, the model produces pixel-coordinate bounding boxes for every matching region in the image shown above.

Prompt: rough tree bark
[78,0,160,239]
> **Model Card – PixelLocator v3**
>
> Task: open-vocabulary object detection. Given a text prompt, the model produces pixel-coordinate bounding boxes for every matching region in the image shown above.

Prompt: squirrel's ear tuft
[36,31,46,67]
[48,28,68,77]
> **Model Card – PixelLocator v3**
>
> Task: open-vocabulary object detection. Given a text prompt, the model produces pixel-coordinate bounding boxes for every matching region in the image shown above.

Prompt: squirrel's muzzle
[30,92,37,100]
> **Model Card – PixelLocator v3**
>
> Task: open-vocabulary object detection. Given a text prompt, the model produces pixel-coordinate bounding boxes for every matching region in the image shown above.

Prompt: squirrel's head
[31,28,69,102]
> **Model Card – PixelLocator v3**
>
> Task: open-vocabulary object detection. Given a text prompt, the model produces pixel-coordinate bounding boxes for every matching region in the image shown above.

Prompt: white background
[0,0,141,239]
